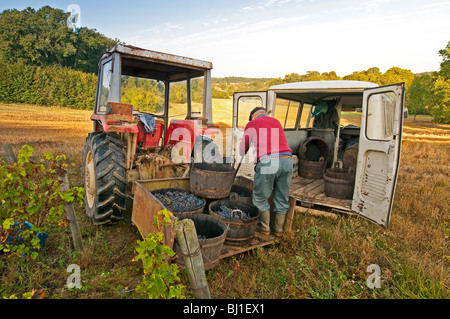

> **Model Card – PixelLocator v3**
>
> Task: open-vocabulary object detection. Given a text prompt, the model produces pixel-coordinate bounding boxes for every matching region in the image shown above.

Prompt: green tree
[266,77,283,88]
[343,67,381,83]
[283,73,302,83]
[431,75,450,123]
[380,67,415,88]
[406,75,435,119]
[0,7,76,67]
[0,6,118,73]
[437,40,450,79]
[68,27,118,73]
[430,41,450,123]
[320,71,341,80]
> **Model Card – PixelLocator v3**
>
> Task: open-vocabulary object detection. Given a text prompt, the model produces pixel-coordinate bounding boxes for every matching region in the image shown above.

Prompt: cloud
[242,0,293,12]
[125,0,450,77]
[143,22,184,34]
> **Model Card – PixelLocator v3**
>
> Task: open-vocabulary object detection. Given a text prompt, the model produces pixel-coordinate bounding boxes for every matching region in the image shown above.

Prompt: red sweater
[239,115,292,162]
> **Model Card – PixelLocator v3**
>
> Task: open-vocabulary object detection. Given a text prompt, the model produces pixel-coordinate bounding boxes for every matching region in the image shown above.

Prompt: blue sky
[1,0,449,77]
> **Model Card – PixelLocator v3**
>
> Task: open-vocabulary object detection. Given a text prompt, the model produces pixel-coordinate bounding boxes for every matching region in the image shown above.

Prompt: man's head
[249,107,267,122]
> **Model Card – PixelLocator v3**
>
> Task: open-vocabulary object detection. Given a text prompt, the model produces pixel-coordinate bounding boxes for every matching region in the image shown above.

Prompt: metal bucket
[209,199,260,246]
[174,212,228,270]
[190,162,236,199]
[151,188,206,217]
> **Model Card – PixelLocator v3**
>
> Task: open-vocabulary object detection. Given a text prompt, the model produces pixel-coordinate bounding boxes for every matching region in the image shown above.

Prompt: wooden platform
[289,175,352,212]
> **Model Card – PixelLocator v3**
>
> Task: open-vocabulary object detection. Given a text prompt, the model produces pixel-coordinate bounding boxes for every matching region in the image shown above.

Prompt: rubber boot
[257,209,271,235]
[273,213,286,237]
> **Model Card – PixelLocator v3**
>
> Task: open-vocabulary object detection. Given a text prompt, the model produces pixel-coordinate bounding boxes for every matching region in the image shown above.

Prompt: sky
[0,0,449,78]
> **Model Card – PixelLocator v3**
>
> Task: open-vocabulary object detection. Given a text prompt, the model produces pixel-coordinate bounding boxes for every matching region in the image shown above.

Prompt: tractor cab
[83,45,218,225]
[90,44,217,167]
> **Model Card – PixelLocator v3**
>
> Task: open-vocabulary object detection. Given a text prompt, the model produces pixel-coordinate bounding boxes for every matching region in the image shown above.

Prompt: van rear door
[352,83,405,228]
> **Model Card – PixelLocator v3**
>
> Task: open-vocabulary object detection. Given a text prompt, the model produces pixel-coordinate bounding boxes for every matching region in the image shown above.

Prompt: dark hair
[249,107,266,121]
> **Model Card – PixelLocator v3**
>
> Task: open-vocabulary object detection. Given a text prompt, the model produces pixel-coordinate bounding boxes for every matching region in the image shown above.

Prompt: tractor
[82,45,219,225]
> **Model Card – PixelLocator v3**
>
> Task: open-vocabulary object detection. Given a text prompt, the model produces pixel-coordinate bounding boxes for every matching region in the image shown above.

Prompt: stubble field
[0,102,448,299]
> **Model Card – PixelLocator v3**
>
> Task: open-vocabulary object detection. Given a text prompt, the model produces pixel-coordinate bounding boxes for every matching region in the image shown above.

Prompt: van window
[237,96,263,128]
[299,103,313,129]
[274,98,299,129]
[366,92,396,141]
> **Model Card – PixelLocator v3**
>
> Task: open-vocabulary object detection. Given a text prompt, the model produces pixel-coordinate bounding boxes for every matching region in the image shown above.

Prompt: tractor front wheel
[81,132,128,225]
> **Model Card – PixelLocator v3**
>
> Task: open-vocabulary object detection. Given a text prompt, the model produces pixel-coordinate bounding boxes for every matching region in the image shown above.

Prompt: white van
[232,81,405,228]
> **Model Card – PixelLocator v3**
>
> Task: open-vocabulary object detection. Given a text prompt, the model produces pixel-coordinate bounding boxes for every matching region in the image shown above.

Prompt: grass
[0,103,449,299]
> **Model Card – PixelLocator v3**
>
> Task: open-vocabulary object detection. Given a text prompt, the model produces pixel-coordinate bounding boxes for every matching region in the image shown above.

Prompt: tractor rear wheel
[81,132,128,225]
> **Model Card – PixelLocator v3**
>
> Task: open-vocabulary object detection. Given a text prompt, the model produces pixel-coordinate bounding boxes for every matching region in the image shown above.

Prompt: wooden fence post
[175,219,211,299]
[2,143,17,165]
[59,171,84,252]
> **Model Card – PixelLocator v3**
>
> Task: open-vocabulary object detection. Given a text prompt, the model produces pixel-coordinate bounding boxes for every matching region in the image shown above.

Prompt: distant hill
[212,77,274,84]
[414,71,435,77]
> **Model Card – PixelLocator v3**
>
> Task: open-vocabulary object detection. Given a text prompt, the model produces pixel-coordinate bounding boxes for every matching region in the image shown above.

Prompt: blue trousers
[252,157,293,215]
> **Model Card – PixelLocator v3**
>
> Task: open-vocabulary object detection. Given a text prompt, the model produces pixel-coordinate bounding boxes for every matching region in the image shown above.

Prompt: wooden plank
[305,180,325,196]
[292,194,352,212]
[132,177,190,194]
[132,181,176,248]
[175,219,211,299]
[295,206,338,220]
[311,193,352,210]
[291,176,317,189]
[289,175,353,212]
[220,232,277,259]
[292,179,322,197]
[284,196,296,231]
[59,171,84,252]
[2,143,17,164]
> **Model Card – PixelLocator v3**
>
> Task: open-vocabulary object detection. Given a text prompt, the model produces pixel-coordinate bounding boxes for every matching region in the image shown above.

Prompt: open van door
[232,92,267,175]
[352,83,405,228]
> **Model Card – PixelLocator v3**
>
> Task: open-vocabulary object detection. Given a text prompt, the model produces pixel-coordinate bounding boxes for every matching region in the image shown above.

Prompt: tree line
[0,6,448,123]
[0,6,118,74]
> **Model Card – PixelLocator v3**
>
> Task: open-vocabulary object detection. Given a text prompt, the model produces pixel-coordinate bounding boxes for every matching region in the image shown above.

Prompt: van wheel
[81,132,127,225]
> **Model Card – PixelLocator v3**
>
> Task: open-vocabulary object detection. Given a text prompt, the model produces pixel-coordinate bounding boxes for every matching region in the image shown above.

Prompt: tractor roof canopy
[105,44,213,82]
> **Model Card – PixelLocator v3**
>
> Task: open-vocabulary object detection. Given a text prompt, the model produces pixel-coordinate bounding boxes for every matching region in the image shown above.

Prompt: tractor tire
[81,132,128,225]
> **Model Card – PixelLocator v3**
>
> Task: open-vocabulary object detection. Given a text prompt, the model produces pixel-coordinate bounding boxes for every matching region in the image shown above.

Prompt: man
[239,107,293,237]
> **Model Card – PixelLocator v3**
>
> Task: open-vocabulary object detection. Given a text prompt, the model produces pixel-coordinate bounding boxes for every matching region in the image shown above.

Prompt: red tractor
[82,45,219,225]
